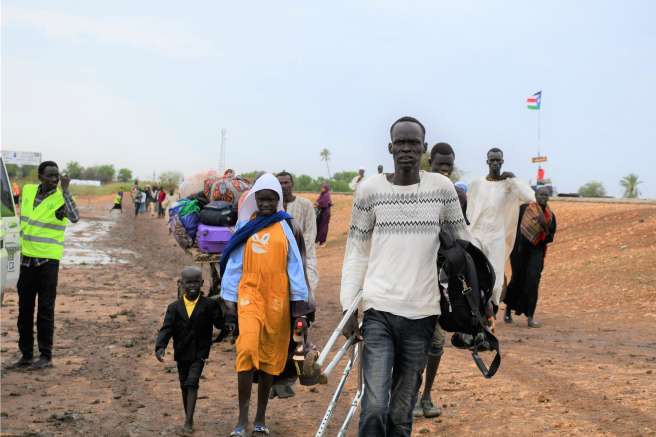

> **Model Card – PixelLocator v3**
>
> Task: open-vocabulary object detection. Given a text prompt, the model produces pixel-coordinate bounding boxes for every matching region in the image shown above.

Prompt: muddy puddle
[62,214,136,266]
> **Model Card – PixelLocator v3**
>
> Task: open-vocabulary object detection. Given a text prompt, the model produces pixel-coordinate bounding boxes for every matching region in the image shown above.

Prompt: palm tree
[620,173,642,198]
[320,148,332,179]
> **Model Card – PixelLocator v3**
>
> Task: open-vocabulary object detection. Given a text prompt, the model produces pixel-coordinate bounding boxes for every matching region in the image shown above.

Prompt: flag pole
[537,105,541,157]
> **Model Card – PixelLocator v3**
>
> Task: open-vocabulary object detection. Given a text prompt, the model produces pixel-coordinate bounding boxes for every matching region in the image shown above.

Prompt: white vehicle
[1,157,20,295]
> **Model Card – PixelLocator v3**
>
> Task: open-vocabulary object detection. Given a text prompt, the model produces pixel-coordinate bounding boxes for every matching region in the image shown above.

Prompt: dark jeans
[359,309,436,437]
[177,360,205,389]
[17,261,60,359]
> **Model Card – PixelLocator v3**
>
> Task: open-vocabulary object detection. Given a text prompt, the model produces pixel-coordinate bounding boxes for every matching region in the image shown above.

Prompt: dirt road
[2,195,655,436]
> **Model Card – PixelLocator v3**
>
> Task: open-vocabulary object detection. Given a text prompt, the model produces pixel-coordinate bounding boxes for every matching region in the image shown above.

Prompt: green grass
[68,182,133,196]
[11,179,159,197]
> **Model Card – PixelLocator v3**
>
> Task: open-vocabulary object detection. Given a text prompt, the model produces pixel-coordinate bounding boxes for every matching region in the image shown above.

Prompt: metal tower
[219,128,227,173]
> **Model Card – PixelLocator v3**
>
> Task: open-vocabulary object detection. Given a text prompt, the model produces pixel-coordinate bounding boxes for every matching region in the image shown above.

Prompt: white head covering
[237,173,284,223]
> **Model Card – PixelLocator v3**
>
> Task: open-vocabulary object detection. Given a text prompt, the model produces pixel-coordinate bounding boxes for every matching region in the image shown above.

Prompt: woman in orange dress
[220,173,311,437]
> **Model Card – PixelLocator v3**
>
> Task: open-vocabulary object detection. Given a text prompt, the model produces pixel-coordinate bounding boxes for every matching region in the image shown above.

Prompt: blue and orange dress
[221,219,309,375]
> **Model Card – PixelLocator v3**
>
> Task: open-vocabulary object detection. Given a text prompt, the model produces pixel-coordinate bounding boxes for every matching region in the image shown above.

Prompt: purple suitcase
[197,224,233,254]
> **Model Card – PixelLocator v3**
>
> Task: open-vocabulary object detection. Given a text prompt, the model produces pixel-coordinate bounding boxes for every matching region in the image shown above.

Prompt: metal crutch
[315,338,360,437]
[314,289,362,372]
[337,341,364,437]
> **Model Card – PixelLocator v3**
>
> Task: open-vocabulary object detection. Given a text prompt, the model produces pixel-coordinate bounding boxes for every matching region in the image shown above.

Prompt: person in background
[271,171,319,399]
[414,141,463,420]
[130,181,139,202]
[132,188,142,217]
[111,191,123,213]
[146,186,156,217]
[139,189,147,215]
[12,180,21,206]
[429,142,468,222]
[9,161,79,370]
[349,167,366,193]
[377,164,384,174]
[162,189,176,220]
[315,182,332,248]
[504,186,557,328]
[466,148,535,308]
[157,188,167,218]
[152,186,160,217]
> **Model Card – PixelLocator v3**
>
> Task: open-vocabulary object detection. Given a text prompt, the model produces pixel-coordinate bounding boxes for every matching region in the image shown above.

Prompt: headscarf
[237,173,285,223]
[317,183,332,208]
[219,173,291,274]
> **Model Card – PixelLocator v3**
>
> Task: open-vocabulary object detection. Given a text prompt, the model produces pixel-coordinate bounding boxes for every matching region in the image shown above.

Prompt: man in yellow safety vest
[9,161,79,370]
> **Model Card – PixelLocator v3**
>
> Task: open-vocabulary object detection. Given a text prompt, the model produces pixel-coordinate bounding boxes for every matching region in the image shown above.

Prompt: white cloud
[3,5,217,59]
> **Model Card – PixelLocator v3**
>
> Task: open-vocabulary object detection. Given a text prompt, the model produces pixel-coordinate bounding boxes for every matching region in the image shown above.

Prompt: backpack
[199,201,238,227]
[437,230,500,378]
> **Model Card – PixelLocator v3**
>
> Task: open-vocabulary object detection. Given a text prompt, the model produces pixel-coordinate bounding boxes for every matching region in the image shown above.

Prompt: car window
[1,160,16,217]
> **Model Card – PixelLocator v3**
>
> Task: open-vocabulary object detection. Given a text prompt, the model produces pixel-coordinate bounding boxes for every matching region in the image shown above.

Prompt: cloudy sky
[2,0,655,197]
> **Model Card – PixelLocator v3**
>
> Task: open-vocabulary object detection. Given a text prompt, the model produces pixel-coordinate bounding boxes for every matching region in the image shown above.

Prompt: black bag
[199,201,237,226]
[437,230,501,378]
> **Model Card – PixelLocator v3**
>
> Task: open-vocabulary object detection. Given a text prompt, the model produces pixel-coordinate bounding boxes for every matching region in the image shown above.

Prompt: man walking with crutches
[340,117,470,436]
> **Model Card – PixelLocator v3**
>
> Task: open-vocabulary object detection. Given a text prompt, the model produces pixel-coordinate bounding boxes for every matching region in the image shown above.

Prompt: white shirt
[285,196,319,292]
[340,172,470,319]
[349,175,364,192]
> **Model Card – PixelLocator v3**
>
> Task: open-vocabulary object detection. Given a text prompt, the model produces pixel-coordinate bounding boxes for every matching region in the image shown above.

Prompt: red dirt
[1,196,655,436]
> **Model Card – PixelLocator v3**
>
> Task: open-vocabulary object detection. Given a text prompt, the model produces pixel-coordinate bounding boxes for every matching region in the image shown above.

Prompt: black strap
[471,330,501,378]
[460,271,501,379]
[464,284,501,379]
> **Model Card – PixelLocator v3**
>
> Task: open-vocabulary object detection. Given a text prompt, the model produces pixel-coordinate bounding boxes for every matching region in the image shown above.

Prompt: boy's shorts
[177,359,205,389]
[427,322,445,358]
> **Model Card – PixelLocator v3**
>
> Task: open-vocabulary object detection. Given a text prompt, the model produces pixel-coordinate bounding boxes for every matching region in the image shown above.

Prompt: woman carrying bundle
[504,186,557,328]
[220,173,312,437]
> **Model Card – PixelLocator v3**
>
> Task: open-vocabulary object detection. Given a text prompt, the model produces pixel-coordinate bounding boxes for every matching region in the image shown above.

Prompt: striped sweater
[340,172,470,319]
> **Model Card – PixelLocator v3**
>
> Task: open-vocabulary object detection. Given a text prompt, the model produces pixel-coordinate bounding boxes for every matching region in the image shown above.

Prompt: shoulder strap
[471,330,501,379]
[461,249,501,378]
[439,230,467,275]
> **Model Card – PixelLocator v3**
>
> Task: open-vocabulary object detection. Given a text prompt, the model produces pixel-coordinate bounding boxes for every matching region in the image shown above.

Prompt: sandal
[252,424,270,436]
[420,399,442,418]
[229,425,247,436]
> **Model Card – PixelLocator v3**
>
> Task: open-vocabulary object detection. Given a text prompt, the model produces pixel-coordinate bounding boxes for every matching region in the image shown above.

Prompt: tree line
[240,170,358,193]
[7,162,184,192]
[63,161,133,183]
[6,162,132,184]
[578,174,643,198]
[7,160,644,198]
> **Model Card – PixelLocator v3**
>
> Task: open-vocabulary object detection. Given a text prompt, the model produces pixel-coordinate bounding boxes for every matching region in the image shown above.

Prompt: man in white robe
[349,167,366,192]
[467,148,535,307]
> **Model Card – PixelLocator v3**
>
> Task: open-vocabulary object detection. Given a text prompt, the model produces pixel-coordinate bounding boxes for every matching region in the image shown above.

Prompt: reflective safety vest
[20,184,68,260]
